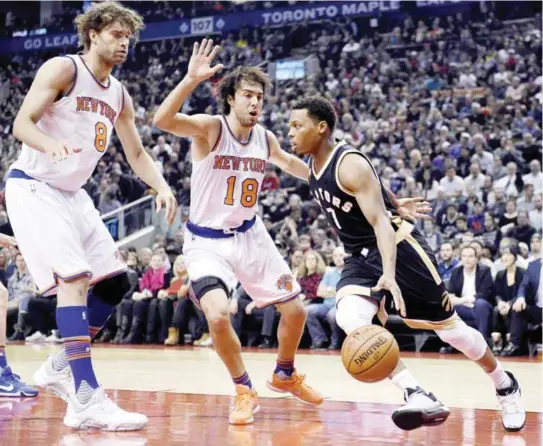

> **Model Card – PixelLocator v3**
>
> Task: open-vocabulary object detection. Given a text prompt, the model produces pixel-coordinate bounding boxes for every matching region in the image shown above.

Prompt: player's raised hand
[155,187,178,226]
[43,140,82,164]
[373,275,406,317]
[0,233,17,248]
[396,197,432,222]
[187,39,224,82]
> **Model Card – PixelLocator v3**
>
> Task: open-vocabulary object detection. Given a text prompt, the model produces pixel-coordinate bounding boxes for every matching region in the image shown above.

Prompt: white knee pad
[335,295,378,335]
[435,318,487,361]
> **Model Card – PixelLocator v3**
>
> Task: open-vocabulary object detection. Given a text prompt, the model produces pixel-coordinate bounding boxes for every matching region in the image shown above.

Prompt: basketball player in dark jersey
[287,95,525,432]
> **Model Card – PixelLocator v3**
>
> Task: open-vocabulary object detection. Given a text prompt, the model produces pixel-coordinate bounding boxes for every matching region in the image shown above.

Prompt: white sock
[390,369,420,392]
[488,362,512,390]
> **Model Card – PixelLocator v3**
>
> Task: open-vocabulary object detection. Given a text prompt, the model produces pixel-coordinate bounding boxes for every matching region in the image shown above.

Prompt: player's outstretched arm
[153,39,222,142]
[115,89,178,225]
[13,57,81,163]
[267,131,309,181]
[338,154,406,317]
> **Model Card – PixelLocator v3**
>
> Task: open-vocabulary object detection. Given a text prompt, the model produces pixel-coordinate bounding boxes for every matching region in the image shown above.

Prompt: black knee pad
[92,272,130,306]
[188,276,230,309]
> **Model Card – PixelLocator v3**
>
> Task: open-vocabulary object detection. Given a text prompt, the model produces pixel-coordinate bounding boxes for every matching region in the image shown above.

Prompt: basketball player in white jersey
[154,39,323,425]
[6,3,176,430]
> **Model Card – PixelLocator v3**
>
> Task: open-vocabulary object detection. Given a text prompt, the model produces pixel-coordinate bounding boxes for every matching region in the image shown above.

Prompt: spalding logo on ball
[341,325,400,383]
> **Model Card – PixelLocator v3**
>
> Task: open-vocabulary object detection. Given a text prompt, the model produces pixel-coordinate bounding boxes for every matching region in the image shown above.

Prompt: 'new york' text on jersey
[189,116,270,230]
[11,55,125,191]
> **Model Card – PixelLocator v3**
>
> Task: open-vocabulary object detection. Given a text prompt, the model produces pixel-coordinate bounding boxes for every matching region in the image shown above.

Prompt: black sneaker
[391,387,451,431]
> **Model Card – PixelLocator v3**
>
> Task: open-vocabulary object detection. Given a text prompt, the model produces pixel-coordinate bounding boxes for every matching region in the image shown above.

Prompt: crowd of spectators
[0,2,541,355]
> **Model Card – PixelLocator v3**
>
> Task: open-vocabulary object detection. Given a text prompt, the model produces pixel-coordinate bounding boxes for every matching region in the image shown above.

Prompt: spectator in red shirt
[297,250,326,306]
[261,165,280,193]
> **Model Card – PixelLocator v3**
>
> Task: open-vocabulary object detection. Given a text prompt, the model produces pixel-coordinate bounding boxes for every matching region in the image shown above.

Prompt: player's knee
[191,276,229,310]
[277,298,306,323]
[435,318,487,361]
[57,274,90,302]
[336,295,377,335]
[92,272,130,306]
[206,307,231,334]
[197,283,231,334]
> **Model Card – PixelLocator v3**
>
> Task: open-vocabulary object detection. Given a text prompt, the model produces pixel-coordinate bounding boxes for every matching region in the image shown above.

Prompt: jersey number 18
[224,176,259,208]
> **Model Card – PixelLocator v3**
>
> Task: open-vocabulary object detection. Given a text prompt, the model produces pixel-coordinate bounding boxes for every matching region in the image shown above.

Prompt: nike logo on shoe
[0,384,14,392]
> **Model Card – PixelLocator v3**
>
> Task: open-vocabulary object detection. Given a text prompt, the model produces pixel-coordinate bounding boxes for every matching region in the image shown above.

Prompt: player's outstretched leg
[336,295,450,431]
[266,298,323,405]
[200,288,259,425]
[0,283,38,397]
[49,277,147,431]
[435,320,525,432]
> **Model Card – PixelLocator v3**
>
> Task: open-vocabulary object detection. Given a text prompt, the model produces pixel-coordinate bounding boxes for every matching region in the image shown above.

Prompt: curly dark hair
[215,66,272,114]
[292,95,337,133]
[74,1,145,52]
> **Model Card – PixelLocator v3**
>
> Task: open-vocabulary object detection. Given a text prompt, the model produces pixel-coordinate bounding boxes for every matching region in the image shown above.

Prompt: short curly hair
[292,95,337,133]
[215,66,272,115]
[74,2,145,52]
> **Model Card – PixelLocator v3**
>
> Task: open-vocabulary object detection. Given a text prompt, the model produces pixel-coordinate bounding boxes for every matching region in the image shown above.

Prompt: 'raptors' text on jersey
[308,141,397,254]
[11,55,125,191]
[189,116,270,230]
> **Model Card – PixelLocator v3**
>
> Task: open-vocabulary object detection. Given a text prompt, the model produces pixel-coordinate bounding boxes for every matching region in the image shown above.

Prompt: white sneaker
[45,330,63,344]
[33,354,74,402]
[392,387,450,431]
[497,371,526,432]
[25,331,46,343]
[64,387,148,431]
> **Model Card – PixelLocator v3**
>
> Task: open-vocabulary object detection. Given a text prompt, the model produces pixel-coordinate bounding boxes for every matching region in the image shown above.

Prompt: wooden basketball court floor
[1,343,541,446]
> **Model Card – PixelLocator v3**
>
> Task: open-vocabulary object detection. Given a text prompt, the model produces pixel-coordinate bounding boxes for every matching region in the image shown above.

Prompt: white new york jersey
[189,115,270,230]
[10,55,124,191]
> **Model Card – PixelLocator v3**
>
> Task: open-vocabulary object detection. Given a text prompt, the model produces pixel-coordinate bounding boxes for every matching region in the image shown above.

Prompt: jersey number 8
[94,121,107,152]
[224,177,259,208]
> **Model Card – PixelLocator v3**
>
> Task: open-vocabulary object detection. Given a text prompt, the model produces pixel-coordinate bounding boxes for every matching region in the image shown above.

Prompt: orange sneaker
[267,372,323,406]
[229,385,260,425]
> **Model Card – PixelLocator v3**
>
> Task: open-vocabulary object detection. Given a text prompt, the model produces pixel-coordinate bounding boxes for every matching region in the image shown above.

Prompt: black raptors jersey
[308,141,398,254]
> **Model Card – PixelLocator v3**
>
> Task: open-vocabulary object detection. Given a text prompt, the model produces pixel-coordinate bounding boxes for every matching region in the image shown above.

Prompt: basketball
[341,325,400,383]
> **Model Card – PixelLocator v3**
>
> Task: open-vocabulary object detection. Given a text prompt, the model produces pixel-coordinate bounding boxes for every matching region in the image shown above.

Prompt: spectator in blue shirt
[437,242,459,286]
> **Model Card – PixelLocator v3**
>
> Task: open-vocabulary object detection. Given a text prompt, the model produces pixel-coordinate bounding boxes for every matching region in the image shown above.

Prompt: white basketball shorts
[183,216,300,308]
[5,177,126,296]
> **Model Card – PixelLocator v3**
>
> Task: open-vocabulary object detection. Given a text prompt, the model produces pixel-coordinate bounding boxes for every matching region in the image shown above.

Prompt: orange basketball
[341,325,400,383]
